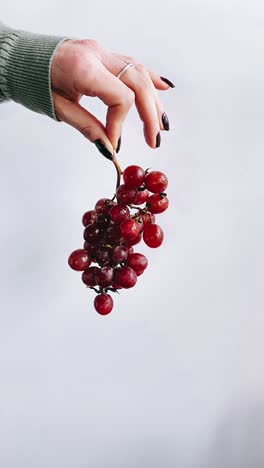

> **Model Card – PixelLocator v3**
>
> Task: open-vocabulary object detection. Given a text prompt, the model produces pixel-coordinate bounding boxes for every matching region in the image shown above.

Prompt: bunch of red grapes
[68,165,169,315]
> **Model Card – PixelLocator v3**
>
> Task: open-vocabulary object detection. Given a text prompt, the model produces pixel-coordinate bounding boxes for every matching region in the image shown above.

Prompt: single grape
[68,249,91,271]
[120,219,140,240]
[134,188,149,205]
[94,294,113,315]
[146,193,169,214]
[82,266,100,287]
[83,241,92,257]
[95,198,116,216]
[82,210,96,227]
[87,243,101,260]
[83,223,103,243]
[109,204,130,223]
[145,171,168,193]
[95,266,114,288]
[111,245,129,264]
[126,253,148,275]
[143,223,164,248]
[123,165,145,188]
[96,215,110,229]
[104,224,122,243]
[140,212,156,225]
[94,246,111,266]
[114,266,137,289]
[116,184,138,205]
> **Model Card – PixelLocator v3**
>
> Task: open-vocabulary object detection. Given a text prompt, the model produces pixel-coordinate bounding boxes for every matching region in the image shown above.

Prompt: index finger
[80,59,135,151]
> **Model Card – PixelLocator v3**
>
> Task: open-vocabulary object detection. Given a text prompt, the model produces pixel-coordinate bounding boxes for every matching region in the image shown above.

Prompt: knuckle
[87,39,100,50]
[78,123,93,139]
[135,63,145,73]
[126,55,136,63]
[79,38,100,50]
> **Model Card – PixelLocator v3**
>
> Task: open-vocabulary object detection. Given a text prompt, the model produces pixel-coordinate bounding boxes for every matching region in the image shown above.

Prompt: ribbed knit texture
[0,22,67,119]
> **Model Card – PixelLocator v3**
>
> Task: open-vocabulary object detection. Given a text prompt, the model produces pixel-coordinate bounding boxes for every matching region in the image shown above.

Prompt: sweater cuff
[0,26,67,119]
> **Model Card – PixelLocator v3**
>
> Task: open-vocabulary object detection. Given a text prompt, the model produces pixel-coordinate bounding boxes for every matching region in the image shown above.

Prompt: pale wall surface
[0,1,264,467]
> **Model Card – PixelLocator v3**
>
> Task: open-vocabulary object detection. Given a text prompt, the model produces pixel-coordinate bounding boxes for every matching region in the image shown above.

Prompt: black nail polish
[116,136,121,154]
[94,139,113,161]
[160,76,175,88]
[156,132,161,148]
[162,112,170,131]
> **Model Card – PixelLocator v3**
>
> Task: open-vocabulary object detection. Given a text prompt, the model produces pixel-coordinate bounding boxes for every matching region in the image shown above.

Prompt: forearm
[0,22,66,118]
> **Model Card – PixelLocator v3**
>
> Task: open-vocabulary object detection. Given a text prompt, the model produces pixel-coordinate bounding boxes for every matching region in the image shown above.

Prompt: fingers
[113,53,175,90]
[79,58,135,152]
[109,52,174,147]
[112,62,162,148]
[147,70,175,90]
[53,91,114,159]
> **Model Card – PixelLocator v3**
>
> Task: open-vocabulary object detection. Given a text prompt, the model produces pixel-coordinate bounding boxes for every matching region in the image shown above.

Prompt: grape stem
[112,152,123,191]
[129,206,148,212]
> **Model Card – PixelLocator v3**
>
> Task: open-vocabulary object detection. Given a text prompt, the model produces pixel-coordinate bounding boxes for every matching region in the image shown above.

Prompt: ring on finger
[117,62,135,80]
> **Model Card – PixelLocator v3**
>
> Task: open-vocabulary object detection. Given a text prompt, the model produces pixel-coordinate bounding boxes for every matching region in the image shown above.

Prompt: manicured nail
[156,132,161,148]
[160,76,175,88]
[94,139,113,161]
[116,136,121,153]
[162,112,170,131]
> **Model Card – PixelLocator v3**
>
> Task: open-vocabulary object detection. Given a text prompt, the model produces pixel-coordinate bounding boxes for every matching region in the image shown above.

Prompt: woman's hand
[51,39,174,159]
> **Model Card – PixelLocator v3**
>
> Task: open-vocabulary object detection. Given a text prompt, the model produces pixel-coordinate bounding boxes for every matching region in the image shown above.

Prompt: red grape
[116,184,138,205]
[82,266,100,287]
[94,246,110,266]
[111,245,129,264]
[109,204,130,223]
[82,210,96,227]
[83,223,103,243]
[96,215,110,229]
[94,294,113,315]
[120,219,140,240]
[69,162,169,315]
[147,193,169,214]
[95,266,114,288]
[105,224,122,243]
[145,171,168,193]
[134,188,149,205]
[83,241,92,256]
[115,266,137,289]
[126,253,148,275]
[123,165,145,188]
[95,198,115,215]
[140,212,156,225]
[143,223,164,248]
[68,249,91,271]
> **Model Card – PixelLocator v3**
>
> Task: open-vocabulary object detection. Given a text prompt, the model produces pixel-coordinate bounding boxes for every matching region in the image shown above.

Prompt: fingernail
[162,112,170,131]
[156,132,161,148]
[160,76,175,88]
[116,136,121,154]
[94,139,113,161]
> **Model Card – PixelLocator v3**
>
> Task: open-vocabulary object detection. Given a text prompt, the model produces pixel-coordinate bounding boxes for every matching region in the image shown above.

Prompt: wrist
[0,24,67,119]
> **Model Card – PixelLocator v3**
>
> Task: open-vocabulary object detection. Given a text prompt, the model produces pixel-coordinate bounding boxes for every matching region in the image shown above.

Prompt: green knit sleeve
[0,22,67,119]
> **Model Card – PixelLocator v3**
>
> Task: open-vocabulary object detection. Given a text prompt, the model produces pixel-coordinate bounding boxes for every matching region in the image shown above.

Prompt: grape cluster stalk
[68,157,169,315]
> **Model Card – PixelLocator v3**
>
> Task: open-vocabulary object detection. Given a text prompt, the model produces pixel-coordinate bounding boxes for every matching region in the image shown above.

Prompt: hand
[51,39,174,159]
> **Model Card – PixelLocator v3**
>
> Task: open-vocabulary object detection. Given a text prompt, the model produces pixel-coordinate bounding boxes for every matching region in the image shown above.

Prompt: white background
[1,1,264,467]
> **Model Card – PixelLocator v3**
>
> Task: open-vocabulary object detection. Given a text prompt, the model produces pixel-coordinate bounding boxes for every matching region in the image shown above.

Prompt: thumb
[53,92,114,160]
